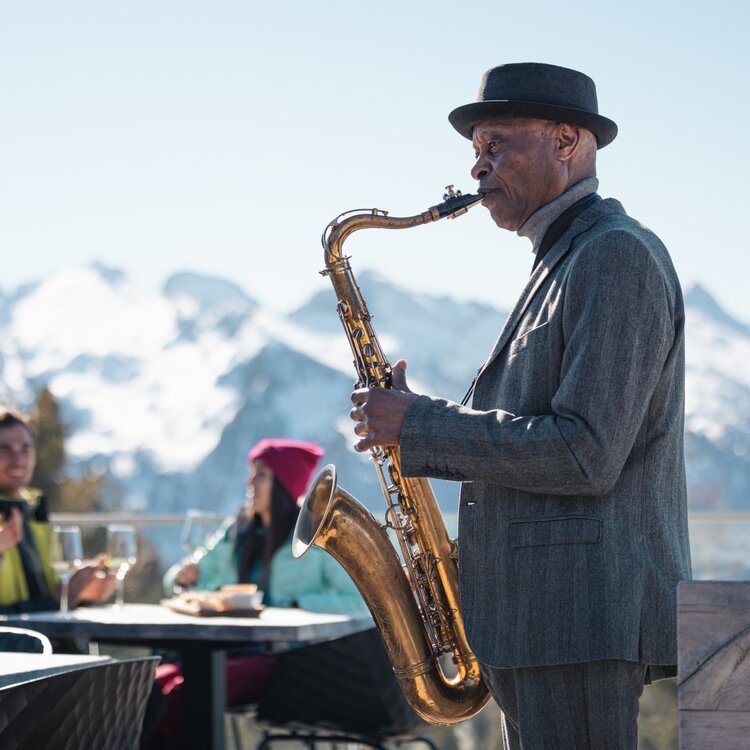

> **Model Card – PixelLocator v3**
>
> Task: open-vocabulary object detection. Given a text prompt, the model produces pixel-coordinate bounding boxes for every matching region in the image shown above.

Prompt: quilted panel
[0,657,158,750]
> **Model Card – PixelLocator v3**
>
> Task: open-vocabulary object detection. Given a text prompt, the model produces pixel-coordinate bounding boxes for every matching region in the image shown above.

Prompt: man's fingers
[353,420,369,437]
[391,360,409,392]
[350,388,368,406]
[354,435,374,453]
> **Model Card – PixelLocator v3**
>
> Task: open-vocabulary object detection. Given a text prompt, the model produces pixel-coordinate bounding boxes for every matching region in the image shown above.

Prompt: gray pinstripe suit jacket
[400,196,691,671]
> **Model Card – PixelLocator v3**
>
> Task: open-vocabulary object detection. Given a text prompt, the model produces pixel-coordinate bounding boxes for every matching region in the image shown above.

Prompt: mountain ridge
[0,267,747,516]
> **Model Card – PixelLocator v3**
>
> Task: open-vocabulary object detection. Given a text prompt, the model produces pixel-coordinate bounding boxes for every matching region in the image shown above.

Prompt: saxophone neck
[322,187,483,266]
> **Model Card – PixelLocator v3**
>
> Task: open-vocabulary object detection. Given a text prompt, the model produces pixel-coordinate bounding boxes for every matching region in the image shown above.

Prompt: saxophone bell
[294,464,489,726]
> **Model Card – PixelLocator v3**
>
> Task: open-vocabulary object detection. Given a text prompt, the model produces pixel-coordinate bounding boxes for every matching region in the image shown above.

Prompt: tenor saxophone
[293,187,489,725]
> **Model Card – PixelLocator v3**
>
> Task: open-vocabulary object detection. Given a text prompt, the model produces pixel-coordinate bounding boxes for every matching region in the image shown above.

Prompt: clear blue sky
[1,1,748,324]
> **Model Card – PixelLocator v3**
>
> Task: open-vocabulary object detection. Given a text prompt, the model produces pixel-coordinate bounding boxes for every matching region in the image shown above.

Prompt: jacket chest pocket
[508,321,549,358]
[509,516,603,548]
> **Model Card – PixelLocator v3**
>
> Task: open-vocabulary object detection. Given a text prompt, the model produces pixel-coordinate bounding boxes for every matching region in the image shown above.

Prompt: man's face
[0,424,36,497]
[471,117,565,231]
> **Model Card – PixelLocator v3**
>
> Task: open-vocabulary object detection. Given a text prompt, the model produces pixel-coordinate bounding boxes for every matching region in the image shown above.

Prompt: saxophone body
[293,188,490,725]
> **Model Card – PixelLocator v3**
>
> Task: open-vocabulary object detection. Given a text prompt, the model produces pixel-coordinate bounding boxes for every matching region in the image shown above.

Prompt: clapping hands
[0,508,24,555]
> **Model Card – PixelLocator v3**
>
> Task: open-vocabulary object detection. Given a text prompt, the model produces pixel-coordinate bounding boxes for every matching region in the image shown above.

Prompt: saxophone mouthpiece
[435,187,484,220]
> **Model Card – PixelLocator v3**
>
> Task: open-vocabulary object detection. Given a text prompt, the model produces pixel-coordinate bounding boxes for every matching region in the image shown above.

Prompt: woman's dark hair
[235,477,300,591]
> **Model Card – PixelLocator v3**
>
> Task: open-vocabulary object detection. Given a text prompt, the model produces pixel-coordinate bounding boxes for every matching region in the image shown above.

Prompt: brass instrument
[293,187,489,725]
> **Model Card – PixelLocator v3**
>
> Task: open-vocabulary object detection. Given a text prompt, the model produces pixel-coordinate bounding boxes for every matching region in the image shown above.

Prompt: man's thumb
[391,359,410,392]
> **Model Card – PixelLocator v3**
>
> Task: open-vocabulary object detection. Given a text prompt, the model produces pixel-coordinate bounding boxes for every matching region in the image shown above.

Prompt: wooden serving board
[160,597,264,618]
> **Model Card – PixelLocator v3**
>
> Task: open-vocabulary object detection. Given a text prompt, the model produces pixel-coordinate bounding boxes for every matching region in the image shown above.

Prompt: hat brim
[448,100,618,149]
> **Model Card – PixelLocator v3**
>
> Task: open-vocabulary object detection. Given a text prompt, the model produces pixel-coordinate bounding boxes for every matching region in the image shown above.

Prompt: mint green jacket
[164,525,369,616]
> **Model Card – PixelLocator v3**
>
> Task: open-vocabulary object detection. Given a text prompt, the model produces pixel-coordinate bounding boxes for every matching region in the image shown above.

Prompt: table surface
[0,603,374,645]
[0,653,113,689]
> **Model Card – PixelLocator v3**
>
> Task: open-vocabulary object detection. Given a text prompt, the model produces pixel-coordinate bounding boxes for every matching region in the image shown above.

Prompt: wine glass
[180,509,220,563]
[49,525,83,618]
[106,524,138,608]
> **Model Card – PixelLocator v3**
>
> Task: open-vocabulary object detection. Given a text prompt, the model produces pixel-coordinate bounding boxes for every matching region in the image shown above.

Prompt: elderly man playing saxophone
[349,63,691,749]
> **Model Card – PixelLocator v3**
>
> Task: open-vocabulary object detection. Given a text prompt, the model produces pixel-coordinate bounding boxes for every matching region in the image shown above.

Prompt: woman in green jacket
[163,438,366,614]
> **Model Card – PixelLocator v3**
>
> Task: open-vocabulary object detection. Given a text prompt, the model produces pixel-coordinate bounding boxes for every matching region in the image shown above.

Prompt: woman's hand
[0,508,24,555]
[67,558,116,608]
[174,562,200,587]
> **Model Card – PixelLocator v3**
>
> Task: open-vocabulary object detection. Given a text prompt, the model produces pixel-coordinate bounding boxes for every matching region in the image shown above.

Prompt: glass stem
[60,573,70,616]
[115,569,126,607]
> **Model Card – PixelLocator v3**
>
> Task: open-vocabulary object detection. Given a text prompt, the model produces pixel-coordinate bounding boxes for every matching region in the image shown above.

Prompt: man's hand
[68,558,116,608]
[350,360,419,452]
[0,508,24,555]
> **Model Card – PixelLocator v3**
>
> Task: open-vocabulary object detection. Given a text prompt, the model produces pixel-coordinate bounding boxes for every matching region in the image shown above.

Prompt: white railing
[689,513,750,522]
[49,512,227,527]
[688,513,750,581]
[49,512,750,582]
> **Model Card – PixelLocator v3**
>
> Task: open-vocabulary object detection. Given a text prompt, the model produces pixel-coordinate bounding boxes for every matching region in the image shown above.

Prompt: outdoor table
[0,652,113,689]
[0,604,374,750]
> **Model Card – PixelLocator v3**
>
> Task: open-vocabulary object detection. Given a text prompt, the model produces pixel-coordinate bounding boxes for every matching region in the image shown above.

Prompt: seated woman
[163,438,366,614]
[0,407,115,613]
[150,438,369,749]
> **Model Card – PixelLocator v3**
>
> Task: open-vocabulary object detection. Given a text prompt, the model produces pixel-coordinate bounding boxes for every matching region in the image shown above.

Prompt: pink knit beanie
[247,438,325,503]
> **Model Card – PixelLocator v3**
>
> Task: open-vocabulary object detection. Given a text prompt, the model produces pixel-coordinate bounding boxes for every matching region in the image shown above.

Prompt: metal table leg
[180,645,227,750]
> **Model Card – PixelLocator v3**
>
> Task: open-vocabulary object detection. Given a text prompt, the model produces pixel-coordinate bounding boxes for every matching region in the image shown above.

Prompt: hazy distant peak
[163,271,255,313]
[7,280,41,305]
[357,268,398,288]
[686,283,718,309]
[685,283,749,335]
[90,262,126,286]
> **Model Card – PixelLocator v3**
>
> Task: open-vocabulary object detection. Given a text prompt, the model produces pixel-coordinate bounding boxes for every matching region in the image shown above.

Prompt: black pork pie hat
[448,62,618,149]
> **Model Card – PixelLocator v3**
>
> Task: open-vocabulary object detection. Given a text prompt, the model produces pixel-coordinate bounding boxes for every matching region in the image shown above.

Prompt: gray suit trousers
[480,660,647,750]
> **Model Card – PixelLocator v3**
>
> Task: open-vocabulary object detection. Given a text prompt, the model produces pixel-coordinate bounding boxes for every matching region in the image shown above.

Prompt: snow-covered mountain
[683,285,750,511]
[0,265,748,516]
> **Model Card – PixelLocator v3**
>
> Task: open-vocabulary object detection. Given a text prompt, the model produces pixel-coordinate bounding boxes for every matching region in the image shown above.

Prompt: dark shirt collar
[531,193,601,272]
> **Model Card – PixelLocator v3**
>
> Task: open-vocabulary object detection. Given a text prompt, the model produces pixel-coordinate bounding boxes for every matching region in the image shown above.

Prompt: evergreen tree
[29,385,66,508]
[29,386,105,513]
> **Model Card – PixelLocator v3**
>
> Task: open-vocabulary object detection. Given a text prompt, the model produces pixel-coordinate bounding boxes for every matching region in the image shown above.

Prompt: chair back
[0,627,52,655]
[0,655,159,750]
[256,628,429,740]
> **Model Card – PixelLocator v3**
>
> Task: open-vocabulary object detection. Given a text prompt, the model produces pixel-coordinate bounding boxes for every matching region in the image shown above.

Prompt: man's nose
[471,155,489,181]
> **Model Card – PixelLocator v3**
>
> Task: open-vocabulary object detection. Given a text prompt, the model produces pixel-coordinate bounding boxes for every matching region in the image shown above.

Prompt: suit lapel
[480,256,553,370]
[476,199,621,381]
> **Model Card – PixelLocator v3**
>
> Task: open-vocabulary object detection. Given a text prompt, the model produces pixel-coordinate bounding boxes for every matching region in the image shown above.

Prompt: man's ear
[556,123,581,161]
